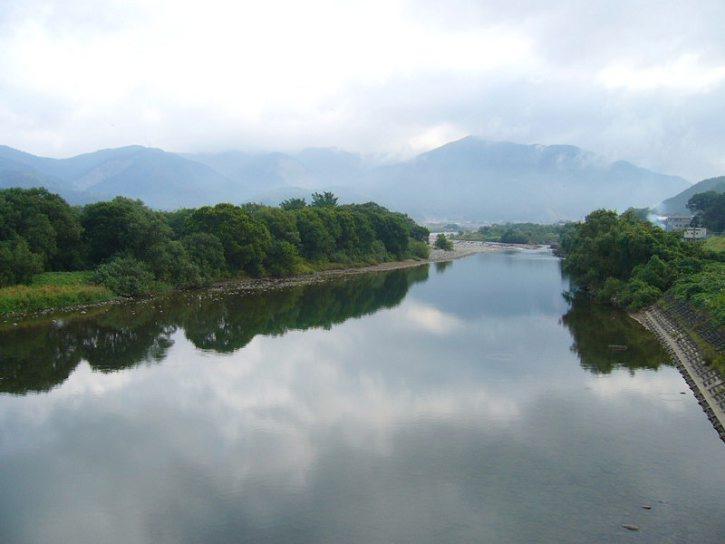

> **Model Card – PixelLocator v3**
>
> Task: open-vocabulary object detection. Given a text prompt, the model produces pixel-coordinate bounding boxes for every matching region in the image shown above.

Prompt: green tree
[296,208,334,260]
[500,229,528,244]
[264,240,301,277]
[253,207,301,246]
[0,238,43,286]
[182,232,227,282]
[280,197,306,211]
[0,188,83,270]
[93,256,155,297]
[146,240,202,289]
[311,191,338,207]
[187,203,272,276]
[80,197,171,264]
[434,233,453,251]
[687,191,725,232]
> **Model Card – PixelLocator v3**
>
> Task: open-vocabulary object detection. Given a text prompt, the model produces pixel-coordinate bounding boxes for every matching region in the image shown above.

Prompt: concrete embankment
[633,306,725,443]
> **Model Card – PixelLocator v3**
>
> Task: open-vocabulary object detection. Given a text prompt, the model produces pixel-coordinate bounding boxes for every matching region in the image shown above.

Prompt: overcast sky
[1,0,724,180]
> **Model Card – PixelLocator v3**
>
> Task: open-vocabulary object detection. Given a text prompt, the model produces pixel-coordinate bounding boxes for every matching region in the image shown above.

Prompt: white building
[683,227,707,240]
[664,215,693,232]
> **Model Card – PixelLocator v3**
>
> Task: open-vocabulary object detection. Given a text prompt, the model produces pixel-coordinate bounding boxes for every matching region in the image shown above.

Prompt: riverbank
[632,305,725,443]
[0,241,510,321]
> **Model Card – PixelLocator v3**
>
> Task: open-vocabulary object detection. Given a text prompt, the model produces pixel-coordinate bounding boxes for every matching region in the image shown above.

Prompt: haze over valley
[0,137,689,222]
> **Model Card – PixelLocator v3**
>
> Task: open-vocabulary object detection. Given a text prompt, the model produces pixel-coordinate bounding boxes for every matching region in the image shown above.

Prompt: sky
[0,0,724,181]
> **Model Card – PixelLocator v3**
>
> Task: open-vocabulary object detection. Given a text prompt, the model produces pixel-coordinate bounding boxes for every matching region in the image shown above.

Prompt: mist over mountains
[0,137,689,222]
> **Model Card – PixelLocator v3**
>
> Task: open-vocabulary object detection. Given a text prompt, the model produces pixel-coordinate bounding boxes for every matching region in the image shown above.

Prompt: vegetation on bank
[560,208,724,372]
[456,222,565,245]
[703,235,725,254]
[560,209,724,316]
[0,188,430,314]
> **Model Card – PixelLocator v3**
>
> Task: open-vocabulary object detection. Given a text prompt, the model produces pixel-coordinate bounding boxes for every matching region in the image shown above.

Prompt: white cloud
[0,0,724,178]
[599,54,725,93]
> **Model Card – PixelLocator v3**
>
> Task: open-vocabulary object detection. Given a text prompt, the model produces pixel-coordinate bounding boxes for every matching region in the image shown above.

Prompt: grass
[703,235,725,254]
[1,271,115,316]
[31,270,96,286]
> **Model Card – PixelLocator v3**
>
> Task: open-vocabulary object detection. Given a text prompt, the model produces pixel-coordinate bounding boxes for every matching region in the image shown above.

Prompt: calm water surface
[1,251,723,543]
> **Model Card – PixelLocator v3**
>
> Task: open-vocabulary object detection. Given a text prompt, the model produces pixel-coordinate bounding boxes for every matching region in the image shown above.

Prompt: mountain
[658,176,725,215]
[0,146,236,208]
[357,137,689,222]
[186,147,368,191]
[0,138,690,220]
[185,151,309,191]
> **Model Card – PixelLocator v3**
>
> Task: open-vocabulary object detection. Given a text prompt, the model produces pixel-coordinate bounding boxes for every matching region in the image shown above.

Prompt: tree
[0,238,43,286]
[80,197,171,264]
[296,208,334,260]
[280,198,306,211]
[0,188,83,270]
[182,232,227,282]
[253,207,301,246]
[264,240,301,277]
[434,233,453,251]
[687,191,725,232]
[311,191,338,207]
[146,240,202,289]
[500,229,528,244]
[187,204,272,276]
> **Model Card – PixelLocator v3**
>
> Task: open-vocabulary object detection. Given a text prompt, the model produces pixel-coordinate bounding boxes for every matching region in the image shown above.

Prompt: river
[1,250,723,543]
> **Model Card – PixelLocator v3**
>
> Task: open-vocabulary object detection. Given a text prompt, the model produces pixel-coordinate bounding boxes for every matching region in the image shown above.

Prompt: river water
[1,250,723,543]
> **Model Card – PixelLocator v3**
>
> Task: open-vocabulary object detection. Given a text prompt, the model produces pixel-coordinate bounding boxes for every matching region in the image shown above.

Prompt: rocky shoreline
[632,306,725,443]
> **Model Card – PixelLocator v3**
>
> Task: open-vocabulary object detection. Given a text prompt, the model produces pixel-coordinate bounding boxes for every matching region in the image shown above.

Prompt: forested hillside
[658,176,725,215]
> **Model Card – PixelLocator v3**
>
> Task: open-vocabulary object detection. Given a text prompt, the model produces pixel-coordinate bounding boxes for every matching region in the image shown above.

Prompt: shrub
[93,257,155,297]
[595,277,625,304]
[370,240,388,262]
[264,241,302,277]
[182,232,227,283]
[434,234,453,251]
[619,279,662,310]
[147,240,203,289]
[0,239,43,287]
[408,240,430,259]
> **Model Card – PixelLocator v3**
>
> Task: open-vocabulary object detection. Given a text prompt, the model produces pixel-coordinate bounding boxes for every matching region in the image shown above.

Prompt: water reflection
[0,252,723,544]
[561,297,670,374]
[0,266,429,394]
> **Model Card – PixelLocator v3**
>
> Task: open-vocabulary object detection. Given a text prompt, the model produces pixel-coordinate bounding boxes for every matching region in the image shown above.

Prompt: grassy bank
[0,272,115,316]
[0,258,426,318]
[704,235,725,254]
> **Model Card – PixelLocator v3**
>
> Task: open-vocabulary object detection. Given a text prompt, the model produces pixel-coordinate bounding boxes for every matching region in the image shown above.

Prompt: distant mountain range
[657,176,725,215]
[0,137,692,222]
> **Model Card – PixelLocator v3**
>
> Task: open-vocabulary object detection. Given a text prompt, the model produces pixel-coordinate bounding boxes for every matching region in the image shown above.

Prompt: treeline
[458,222,565,245]
[560,209,724,325]
[0,188,430,296]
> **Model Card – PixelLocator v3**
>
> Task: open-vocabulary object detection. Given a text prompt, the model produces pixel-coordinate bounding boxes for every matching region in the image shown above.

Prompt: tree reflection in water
[561,295,669,374]
[0,266,429,395]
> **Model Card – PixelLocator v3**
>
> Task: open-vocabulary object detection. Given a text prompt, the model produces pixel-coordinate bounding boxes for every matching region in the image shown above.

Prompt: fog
[1,0,724,180]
